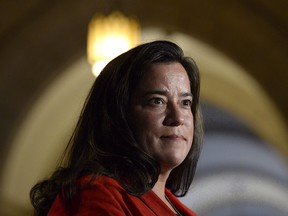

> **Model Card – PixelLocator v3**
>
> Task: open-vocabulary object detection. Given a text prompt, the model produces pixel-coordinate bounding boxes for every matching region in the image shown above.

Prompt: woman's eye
[182,99,192,107]
[148,98,165,106]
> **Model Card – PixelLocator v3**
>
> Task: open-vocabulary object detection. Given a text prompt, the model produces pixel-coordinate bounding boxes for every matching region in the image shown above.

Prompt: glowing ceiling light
[87,11,140,77]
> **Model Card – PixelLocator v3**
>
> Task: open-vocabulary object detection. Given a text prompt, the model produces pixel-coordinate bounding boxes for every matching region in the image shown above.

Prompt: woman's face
[129,62,194,172]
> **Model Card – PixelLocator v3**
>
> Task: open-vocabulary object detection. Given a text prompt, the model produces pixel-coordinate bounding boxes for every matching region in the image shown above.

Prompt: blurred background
[0,0,287,215]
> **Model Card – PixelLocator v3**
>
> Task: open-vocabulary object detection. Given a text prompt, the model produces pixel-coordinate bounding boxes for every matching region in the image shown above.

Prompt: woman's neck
[152,172,177,214]
[152,171,169,197]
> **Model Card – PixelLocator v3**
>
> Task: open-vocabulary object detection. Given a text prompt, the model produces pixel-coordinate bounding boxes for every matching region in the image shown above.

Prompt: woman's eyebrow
[181,92,193,98]
[143,90,193,97]
[143,90,168,96]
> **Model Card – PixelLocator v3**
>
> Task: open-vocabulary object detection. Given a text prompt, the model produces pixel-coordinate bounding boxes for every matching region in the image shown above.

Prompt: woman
[30,40,203,215]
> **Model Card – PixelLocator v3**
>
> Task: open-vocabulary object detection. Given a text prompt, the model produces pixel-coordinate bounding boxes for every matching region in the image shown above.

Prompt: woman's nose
[163,104,184,126]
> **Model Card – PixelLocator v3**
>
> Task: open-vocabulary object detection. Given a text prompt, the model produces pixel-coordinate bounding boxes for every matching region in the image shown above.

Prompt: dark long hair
[30,40,203,215]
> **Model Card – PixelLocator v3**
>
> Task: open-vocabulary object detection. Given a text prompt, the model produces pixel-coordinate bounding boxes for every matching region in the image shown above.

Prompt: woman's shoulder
[48,176,130,215]
[78,175,125,195]
[79,175,121,186]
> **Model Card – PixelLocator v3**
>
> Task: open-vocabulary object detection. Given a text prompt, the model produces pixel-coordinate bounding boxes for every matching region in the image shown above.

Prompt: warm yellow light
[92,60,109,77]
[87,11,140,76]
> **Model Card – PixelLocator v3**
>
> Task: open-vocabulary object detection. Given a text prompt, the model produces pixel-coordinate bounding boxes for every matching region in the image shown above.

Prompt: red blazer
[48,176,197,216]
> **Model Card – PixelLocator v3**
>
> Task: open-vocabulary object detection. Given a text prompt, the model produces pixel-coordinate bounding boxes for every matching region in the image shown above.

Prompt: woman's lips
[161,134,185,140]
